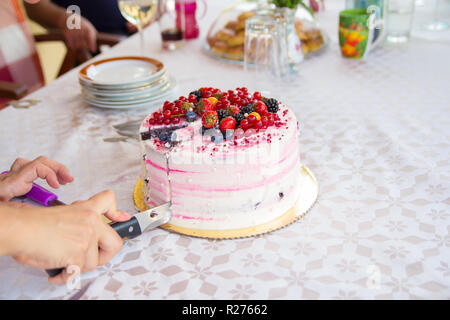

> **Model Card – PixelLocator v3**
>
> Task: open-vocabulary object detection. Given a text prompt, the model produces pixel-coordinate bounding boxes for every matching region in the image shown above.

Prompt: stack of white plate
[79,56,178,109]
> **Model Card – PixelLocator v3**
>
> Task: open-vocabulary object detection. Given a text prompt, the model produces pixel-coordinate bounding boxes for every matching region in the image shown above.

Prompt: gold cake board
[133,165,319,239]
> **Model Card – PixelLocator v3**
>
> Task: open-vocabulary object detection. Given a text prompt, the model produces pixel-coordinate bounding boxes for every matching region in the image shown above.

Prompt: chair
[0,0,123,107]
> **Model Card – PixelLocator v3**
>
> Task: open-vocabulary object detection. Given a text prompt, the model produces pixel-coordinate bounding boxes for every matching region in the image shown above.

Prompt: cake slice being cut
[139,87,302,231]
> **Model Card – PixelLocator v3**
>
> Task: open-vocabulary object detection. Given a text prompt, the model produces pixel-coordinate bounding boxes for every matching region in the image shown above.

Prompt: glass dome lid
[204,0,327,64]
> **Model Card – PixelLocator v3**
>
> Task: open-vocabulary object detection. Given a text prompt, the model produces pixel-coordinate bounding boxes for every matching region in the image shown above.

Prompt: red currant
[188,95,197,103]
[164,118,171,125]
[148,118,156,126]
[175,100,184,108]
[240,119,249,130]
[172,107,180,115]
[171,117,180,124]
[261,116,269,126]
[254,120,263,129]
[179,96,187,101]
[253,92,262,100]
[247,114,257,124]
[163,110,172,119]
[155,112,164,120]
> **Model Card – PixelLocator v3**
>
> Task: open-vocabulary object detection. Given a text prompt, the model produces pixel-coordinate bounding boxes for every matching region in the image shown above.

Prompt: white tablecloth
[0,1,449,299]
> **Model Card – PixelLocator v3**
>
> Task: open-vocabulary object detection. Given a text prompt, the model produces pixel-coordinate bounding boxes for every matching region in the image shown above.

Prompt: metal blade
[134,202,172,233]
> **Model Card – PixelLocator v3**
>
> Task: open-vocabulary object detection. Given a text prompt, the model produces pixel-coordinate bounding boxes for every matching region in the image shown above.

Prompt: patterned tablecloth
[0,1,449,300]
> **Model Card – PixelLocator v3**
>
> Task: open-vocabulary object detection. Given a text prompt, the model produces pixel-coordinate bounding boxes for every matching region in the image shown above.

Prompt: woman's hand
[0,156,74,202]
[2,190,131,284]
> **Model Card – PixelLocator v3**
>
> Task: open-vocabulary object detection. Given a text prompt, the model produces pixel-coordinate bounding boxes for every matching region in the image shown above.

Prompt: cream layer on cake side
[139,103,302,230]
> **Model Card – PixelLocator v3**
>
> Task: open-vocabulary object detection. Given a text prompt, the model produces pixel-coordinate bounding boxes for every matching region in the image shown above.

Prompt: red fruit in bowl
[219,116,236,132]
[254,101,268,114]
[202,110,218,129]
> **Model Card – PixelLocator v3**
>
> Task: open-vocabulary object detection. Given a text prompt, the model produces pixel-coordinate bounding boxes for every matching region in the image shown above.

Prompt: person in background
[0,156,131,284]
[24,0,137,54]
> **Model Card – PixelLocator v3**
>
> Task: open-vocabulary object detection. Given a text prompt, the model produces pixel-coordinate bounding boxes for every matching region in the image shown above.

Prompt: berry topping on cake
[254,101,268,115]
[207,97,219,108]
[240,104,254,115]
[186,111,198,122]
[189,90,202,102]
[217,109,228,122]
[226,105,240,116]
[248,112,261,121]
[266,98,279,113]
[219,116,236,133]
[195,98,215,116]
[232,113,245,126]
[142,87,286,146]
[202,110,219,129]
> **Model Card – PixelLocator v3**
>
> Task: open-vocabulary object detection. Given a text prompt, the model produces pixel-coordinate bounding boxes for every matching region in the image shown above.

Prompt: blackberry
[189,90,202,102]
[232,113,245,126]
[217,109,228,122]
[266,98,279,113]
[240,104,254,115]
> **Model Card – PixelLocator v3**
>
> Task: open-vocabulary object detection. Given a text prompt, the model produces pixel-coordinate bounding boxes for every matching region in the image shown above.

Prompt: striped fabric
[0,0,44,108]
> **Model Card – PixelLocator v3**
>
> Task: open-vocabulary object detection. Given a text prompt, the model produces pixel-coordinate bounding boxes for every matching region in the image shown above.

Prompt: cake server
[1,172,171,277]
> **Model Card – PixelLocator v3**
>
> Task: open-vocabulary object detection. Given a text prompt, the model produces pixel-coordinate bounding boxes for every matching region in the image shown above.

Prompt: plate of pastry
[204,0,328,65]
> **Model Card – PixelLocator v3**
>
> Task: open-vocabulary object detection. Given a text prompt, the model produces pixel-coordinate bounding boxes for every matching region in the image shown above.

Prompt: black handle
[45,217,142,277]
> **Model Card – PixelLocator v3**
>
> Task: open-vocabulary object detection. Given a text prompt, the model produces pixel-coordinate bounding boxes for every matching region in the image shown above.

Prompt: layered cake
[139,87,302,231]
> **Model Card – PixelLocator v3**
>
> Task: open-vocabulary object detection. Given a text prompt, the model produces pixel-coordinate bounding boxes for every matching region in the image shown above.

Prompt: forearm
[24,0,68,30]
[0,203,23,256]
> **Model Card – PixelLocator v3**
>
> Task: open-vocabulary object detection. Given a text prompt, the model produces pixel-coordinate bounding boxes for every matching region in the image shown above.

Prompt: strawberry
[195,98,214,116]
[226,105,240,116]
[253,101,268,115]
[202,110,218,129]
[219,116,236,132]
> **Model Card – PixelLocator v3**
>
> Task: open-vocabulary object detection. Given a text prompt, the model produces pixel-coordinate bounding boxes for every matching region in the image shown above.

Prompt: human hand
[62,15,98,52]
[5,190,131,284]
[0,156,74,202]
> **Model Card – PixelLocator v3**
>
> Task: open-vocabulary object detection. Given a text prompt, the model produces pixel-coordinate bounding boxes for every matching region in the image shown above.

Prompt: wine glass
[423,0,449,31]
[118,0,159,54]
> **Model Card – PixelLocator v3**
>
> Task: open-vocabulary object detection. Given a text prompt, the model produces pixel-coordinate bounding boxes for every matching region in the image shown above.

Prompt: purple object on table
[1,171,58,206]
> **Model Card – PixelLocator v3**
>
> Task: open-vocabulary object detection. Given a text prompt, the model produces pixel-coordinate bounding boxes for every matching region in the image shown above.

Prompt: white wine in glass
[118,0,158,54]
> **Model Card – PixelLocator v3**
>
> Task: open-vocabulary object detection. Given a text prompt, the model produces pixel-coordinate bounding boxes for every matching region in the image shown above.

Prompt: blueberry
[186,111,197,122]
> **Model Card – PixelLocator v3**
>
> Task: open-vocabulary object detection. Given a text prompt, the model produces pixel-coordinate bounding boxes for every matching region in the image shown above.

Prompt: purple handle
[1,171,58,206]
[25,183,58,206]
